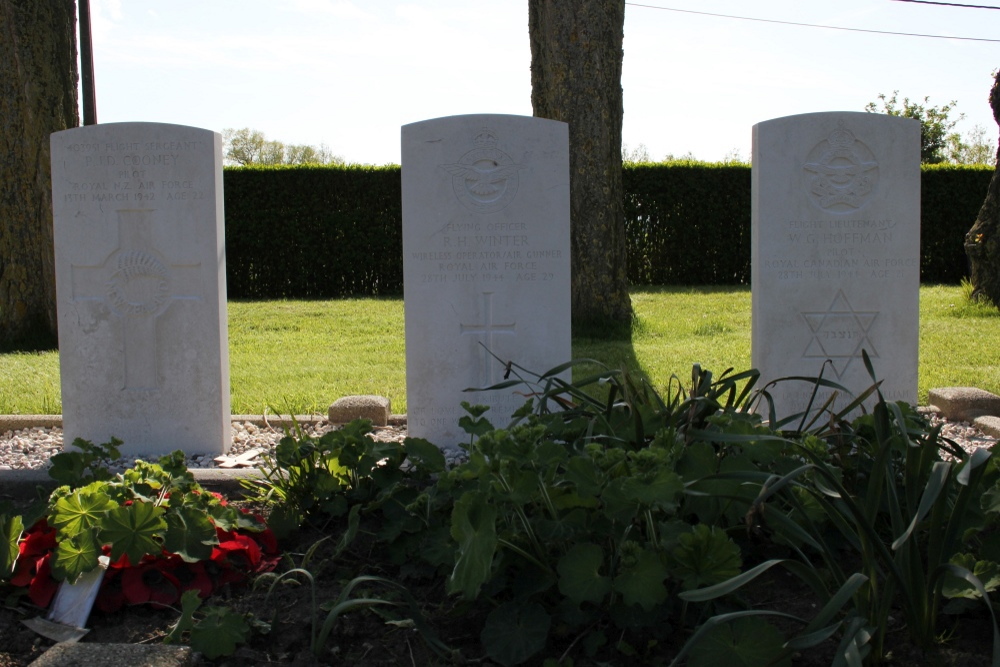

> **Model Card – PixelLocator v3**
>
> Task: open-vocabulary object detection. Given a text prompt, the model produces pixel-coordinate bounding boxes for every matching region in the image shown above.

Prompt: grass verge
[0,285,996,415]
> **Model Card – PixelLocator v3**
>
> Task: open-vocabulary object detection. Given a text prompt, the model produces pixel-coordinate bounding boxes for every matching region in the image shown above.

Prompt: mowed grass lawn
[0,284,997,415]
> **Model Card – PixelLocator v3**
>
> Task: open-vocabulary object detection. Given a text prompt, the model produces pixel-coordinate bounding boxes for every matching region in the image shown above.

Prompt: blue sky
[84,0,999,164]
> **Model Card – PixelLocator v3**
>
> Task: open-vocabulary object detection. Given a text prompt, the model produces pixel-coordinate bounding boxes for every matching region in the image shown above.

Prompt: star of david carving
[800,290,878,380]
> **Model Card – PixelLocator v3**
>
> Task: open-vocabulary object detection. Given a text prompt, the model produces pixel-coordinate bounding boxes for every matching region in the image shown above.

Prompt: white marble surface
[751,111,920,418]
[402,114,571,447]
[51,122,230,456]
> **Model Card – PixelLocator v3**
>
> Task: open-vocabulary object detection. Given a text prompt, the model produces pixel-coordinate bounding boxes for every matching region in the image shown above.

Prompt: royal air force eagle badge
[440,127,523,213]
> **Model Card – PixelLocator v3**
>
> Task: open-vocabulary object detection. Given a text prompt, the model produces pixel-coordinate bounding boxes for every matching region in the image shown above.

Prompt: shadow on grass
[570,285,753,397]
[571,310,653,398]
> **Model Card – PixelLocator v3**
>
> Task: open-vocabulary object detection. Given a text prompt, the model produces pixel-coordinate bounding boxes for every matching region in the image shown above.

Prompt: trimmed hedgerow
[222,162,994,298]
[224,165,402,299]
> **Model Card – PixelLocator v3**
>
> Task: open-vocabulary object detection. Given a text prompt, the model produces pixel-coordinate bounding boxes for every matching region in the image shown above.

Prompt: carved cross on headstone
[460,291,516,385]
[71,209,203,390]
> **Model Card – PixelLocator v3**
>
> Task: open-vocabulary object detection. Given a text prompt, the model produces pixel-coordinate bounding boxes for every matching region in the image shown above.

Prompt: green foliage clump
[43,442,264,583]
[240,357,1000,665]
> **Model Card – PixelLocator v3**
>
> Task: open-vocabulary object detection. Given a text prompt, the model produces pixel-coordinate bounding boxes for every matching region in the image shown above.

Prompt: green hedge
[223,162,994,298]
[224,165,402,299]
[920,164,993,284]
[623,162,751,285]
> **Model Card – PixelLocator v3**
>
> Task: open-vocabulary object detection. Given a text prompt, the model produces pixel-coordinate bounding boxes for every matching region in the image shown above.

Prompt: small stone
[328,395,392,426]
[928,387,1000,422]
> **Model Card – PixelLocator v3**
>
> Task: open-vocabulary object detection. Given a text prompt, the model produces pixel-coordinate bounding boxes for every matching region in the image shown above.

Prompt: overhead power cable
[624,2,1000,43]
[891,0,1000,9]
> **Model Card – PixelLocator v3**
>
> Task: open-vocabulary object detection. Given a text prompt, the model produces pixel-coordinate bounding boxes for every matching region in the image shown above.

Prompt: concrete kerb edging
[0,413,408,500]
[0,413,407,432]
[27,641,196,667]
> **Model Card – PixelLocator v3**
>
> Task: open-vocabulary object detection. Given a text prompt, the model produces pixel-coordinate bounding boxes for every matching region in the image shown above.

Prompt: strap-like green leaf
[679,558,786,603]
[0,514,23,578]
[891,461,950,550]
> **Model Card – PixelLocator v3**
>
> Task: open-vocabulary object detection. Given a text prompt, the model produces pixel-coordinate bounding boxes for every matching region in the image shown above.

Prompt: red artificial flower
[95,568,126,613]
[206,530,264,586]
[102,544,133,570]
[11,520,57,588]
[19,519,56,555]
[164,555,214,599]
[213,531,262,569]
[9,497,282,615]
[27,554,57,609]
[121,557,182,608]
[251,524,278,553]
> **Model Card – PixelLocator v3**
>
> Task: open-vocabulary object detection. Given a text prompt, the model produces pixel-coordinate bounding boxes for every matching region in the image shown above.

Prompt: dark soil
[0,499,995,667]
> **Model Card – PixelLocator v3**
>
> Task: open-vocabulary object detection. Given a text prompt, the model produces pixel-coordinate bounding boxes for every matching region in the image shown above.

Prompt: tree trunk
[966,70,1000,306]
[529,0,632,330]
[0,0,78,347]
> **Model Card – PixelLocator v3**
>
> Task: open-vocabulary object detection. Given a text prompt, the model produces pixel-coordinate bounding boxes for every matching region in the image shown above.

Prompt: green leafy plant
[47,437,122,487]
[41,449,263,584]
[677,359,1000,665]
[164,589,258,659]
[421,358,782,665]
[2,440,282,642]
[240,419,446,537]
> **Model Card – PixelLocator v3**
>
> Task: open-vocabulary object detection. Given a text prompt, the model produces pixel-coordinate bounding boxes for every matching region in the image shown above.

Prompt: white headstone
[402,114,571,447]
[51,122,230,456]
[752,112,921,417]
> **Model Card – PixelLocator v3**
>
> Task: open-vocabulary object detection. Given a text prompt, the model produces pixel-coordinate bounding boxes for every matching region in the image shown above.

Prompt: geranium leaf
[51,532,100,583]
[481,601,550,667]
[165,589,202,645]
[942,554,1000,599]
[557,542,612,605]
[613,548,669,611]
[164,507,218,563]
[188,606,250,659]
[564,456,604,498]
[601,479,640,523]
[99,503,167,564]
[1,514,24,578]
[50,490,117,536]
[688,617,791,667]
[671,524,743,591]
[403,437,447,473]
[447,491,497,599]
[620,469,683,512]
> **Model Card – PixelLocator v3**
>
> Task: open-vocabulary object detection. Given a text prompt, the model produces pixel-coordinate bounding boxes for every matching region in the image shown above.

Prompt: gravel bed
[0,414,994,474]
[0,421,411,473]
